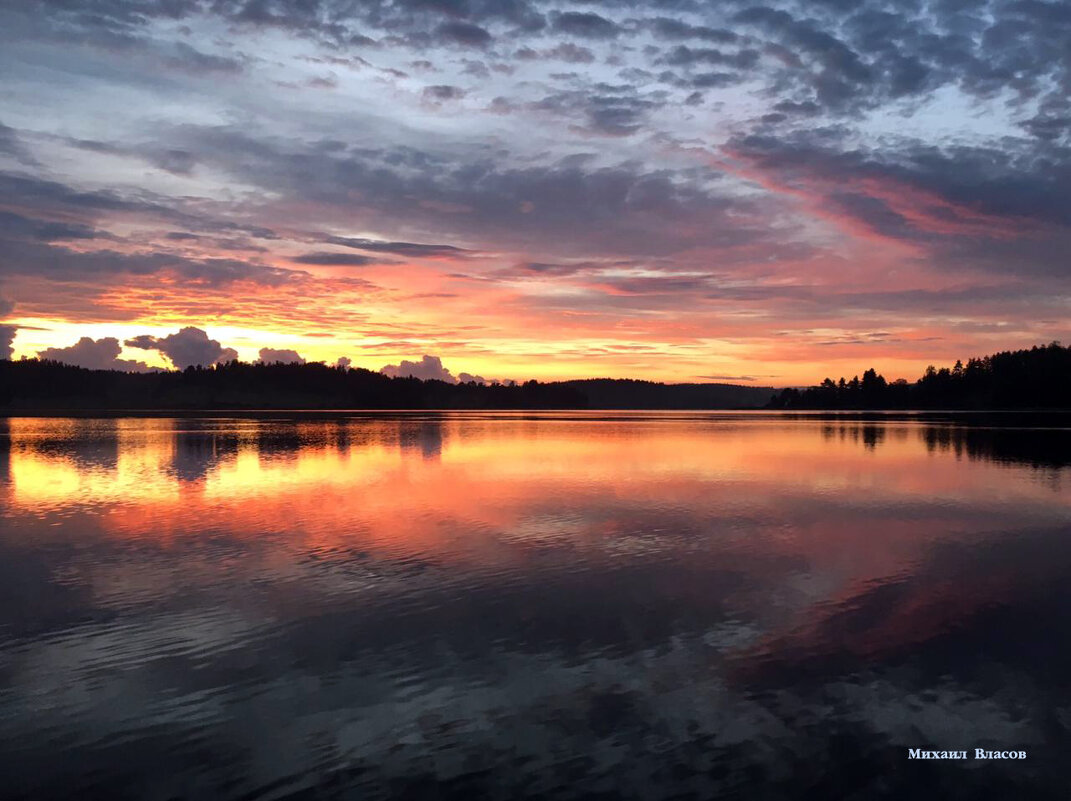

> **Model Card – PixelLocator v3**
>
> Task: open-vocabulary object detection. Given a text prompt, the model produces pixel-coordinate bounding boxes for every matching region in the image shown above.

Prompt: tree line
[0,359,773,410]
[5,342,1067,411]
[768,342,1071,410]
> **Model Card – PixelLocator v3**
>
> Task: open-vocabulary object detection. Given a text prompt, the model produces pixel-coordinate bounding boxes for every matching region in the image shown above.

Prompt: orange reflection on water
[5,415,1066,519]
[2,413,1070,663]
[4,414,1067,557]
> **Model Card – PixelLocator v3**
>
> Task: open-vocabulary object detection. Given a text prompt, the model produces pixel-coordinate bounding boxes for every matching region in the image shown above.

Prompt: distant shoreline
[3,408,1070,418]
[4,341,1070,413]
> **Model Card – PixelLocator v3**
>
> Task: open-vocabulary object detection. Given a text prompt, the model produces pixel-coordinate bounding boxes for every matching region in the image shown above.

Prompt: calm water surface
[1,412,1070,800]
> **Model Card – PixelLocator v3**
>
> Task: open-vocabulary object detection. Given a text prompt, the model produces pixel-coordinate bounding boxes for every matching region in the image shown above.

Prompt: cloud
[0,325,15,360]
[125,327,237,369]
[0,174,305,290]
[0,121,39,166]
[37,336,153,371]
[380,354,457,382]
[552,11,619,39]
[434,21,492,48]
[258,347,306,364]
[335,356,352,369]
[0,209,105,242]
[540,43,595,64]
[646,18,739,44]
[322,236,473,258]
[457,372,487,384]
[292,252,384,266]
[423,84,466,102]
[0,240,307,287]
[177,125,773,258]
[724,129,1071,278]
[699,375,777,383]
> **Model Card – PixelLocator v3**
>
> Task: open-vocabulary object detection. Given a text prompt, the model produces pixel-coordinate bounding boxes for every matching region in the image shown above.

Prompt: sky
[0,0,1069,385]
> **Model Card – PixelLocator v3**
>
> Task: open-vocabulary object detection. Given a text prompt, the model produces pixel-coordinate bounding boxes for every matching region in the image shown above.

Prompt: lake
[1,412,1070,799]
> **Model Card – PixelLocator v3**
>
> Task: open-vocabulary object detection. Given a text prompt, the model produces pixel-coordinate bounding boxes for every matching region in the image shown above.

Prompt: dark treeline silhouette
[0,359,775,410]
[769,342,1071,410]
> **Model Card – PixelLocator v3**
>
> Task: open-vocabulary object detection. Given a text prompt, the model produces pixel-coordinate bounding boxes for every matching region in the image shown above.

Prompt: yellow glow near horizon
[3,311,1039,386]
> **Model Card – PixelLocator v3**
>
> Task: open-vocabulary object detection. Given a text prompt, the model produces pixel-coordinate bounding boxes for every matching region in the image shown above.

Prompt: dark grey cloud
[434,20,492,47]
[291,252,384,266]
[529,86,666,135]
[0,325,15,360]
[322,236,472,258]
[0,121,39,166]
[658,45,761,70]
[645,17,740,43]
[689,71,743,89]
[423,84,466,101]
[163,41,244,75]
[0,171,164,218]
[551,11,619,39]
[389,0,545,31]
[0,172,305,286]
[542,43,595,63]
[0,210,105,242]
[0,171,279,241]
[37,336,154,371]
[125,327,238,369]
[0,238,306,286]
[0,122,22,156]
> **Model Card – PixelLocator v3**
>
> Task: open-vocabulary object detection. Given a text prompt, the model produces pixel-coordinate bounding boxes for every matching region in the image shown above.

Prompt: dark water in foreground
[1,412,1070,800]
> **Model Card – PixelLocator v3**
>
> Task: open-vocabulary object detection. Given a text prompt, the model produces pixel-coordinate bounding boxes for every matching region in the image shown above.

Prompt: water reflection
[0,413,1069,800]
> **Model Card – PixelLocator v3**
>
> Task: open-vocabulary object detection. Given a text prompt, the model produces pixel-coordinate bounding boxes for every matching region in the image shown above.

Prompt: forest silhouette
[769,342,1071,410]
[0,359,773,410]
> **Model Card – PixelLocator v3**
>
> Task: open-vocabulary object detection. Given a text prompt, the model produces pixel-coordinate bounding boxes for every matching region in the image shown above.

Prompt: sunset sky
[1,0,1069,385]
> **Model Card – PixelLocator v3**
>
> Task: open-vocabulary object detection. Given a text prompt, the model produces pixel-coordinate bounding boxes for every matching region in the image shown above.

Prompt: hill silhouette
[769,342,1071,410]
[0,359,776,411]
